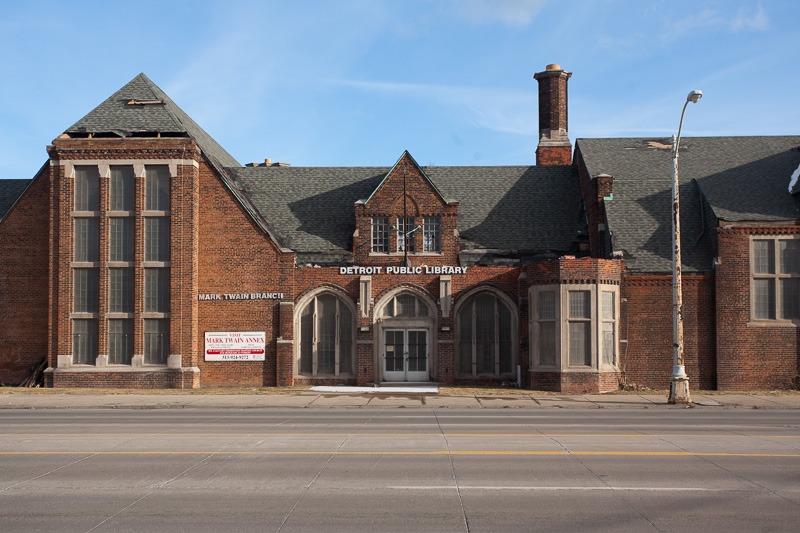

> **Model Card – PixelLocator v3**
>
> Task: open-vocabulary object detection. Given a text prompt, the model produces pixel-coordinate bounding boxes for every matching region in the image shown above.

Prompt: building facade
[1,64,799,391]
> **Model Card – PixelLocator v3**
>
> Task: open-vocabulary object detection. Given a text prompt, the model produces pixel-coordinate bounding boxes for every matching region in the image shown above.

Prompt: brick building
[1,64,798,391]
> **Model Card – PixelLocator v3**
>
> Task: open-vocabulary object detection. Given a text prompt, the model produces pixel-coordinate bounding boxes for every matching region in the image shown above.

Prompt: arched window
[298,293,354,376]
[457,291,514,376]
[379,292,429,318]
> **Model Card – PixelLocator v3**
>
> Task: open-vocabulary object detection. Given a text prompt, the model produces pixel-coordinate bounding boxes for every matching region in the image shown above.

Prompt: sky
[0,0,797,178]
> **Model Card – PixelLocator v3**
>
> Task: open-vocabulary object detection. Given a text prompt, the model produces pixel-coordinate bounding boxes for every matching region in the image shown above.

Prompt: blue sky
[0,0,797,178]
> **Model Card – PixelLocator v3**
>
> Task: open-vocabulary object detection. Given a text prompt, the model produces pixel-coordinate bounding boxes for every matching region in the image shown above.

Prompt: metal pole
[668,98,693,404]
[403,167,408,267]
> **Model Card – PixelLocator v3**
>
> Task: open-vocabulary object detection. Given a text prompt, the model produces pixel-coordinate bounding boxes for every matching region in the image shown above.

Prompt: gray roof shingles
[0,179,32,220]
[577,136,800,273]
[229,164,584,260]
[68,73,239,169]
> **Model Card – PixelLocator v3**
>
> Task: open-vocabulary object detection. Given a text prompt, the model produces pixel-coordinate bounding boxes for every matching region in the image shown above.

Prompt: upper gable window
[423,217,441,253]
[372,217,389,253]
[397,217,416,253]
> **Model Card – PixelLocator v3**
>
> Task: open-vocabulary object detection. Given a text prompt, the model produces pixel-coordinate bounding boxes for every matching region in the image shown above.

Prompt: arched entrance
[374,289,436,382]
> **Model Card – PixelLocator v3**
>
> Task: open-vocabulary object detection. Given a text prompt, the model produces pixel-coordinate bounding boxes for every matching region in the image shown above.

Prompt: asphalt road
[1,408,799,532]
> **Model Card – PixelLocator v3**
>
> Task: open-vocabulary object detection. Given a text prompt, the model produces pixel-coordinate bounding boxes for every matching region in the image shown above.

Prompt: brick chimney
[534,64,572,165]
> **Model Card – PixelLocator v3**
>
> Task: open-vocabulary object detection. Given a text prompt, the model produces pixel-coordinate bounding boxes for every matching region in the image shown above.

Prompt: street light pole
[668,90,702,405]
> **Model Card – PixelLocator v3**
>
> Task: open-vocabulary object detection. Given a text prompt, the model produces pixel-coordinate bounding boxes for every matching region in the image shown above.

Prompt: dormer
[353,151,459,265]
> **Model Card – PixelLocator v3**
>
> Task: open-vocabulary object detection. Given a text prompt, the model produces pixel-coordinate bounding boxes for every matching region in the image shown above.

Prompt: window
[380,292,429,318]
[73,268,99,313]
[567,291,591,366]
[68,162,173,367]
[143,166,171,366]
[74,166,99,212]
[423,217,441,253]
[72,319,98,365]
[753,238,800,320]
[108,319,133,365]
[372,217,389,253]
[601,291,616,366]
[73,166,100,366]
[110,166,134,212]
[397,217,416,253]
[298,293,354,376]
[145,166,170,211]
[145,218,170,262]
[74,218,99,262]
[109,268,134,313]
[144,268,170,313]
[458,291,514,376]
[144,319,169,365]
[537,291,557,366]
[109,218,134,262]
[532,285,618,371]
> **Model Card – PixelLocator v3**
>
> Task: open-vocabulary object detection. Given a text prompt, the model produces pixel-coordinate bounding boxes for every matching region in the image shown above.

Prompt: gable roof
[229,164,584,264]
[64,74,294,252]
[364,150,451,205]
[66,73,239,170]
[577,136,800,273]
[0,179,32,221]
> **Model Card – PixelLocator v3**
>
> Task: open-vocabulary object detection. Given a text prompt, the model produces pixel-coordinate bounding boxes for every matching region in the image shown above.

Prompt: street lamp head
[686,90,703,104]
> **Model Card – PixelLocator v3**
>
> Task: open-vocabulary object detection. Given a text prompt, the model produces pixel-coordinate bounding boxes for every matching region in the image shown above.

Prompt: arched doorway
[374,290,436,382]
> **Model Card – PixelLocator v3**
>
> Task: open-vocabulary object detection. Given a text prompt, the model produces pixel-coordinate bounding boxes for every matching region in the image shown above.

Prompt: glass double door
[383,329,429,382]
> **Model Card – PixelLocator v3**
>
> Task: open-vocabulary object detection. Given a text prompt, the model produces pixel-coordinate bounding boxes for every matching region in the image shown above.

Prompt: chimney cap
[546,63,562,71]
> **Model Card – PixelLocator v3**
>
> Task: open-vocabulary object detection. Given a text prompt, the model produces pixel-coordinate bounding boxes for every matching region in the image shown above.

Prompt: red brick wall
[46,369,190,388]
[292,265,523,386]
[45,138,208,389]
[0,171,50,385]
[716,226,800,390]
[535,146,572,166]
[354,153,459,266]
[622,274,716,390]
[196,160,295,387]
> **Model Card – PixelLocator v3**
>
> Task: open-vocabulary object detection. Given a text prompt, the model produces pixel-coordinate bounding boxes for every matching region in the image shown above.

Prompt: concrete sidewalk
[1,389,799,409]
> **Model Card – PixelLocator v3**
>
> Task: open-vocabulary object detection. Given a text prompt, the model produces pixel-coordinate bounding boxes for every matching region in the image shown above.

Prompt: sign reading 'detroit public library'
[204,332,266,362]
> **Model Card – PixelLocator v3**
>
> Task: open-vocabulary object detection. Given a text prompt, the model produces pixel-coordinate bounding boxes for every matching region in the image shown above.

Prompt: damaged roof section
[64,73,239,170]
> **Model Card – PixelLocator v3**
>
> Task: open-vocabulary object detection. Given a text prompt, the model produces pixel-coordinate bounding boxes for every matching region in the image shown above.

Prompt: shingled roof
[66,73,239,170]
[577,136,800,273]
[229,163,585,264]
[0,179,32,221]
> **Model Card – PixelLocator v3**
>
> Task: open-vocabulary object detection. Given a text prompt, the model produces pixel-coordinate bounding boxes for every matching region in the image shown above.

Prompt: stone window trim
[65,159,184,369]
[373,286,437,322]
[61,159,193,182]
[749,235,800,325]
[454,286,517,378]
[294,287,357,378]
[373,287,438,381]
[529,284,620,373]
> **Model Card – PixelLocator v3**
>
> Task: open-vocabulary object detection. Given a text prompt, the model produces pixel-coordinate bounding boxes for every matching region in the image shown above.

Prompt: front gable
[353,151,459,265]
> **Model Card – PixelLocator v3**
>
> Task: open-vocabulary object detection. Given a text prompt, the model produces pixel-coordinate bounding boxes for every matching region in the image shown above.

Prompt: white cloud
[730,5,769,31]
[448,0,550,26]
[663,4,769,38]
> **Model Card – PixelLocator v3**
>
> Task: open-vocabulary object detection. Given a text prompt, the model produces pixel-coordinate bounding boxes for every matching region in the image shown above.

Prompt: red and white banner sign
[204,332,266,362]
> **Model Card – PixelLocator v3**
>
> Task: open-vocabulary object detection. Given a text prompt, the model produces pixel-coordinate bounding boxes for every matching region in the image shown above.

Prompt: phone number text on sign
[204,332,266,361]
